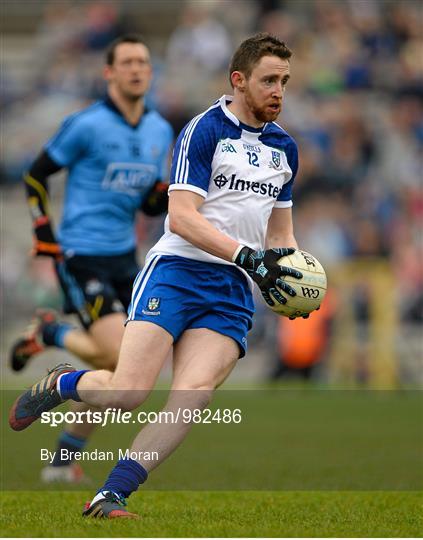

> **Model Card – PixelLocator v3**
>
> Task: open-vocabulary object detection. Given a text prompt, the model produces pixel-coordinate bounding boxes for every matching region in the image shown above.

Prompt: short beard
[244,87,280,123]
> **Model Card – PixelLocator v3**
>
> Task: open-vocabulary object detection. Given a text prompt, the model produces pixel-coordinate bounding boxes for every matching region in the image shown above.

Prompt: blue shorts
[127,255,255,357]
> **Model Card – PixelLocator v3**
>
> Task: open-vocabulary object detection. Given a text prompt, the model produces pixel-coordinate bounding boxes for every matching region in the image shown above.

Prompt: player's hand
[32,217,62,260]
[234,246,303,306]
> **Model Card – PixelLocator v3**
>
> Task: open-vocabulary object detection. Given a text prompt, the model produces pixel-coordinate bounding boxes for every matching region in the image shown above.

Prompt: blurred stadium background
[1,0,422,388]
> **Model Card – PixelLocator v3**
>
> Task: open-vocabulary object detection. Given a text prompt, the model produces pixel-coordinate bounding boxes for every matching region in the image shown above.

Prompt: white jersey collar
[219,95,239,125]
[218,95,267,133]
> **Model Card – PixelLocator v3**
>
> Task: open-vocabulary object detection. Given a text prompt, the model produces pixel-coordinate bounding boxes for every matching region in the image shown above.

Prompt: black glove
[234,247,302,306]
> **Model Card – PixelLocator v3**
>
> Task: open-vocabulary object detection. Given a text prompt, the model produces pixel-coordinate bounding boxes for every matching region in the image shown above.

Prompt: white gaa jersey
[148,95,298,266]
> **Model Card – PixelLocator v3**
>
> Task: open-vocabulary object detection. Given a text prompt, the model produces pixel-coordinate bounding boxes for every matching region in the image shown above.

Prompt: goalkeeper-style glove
[234,246,302,306]
[32,216,62,259]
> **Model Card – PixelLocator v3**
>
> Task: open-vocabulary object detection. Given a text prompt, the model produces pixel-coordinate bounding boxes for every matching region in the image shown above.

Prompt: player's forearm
[265,206,298,249]
[169,209,240,262]
[266,232,298,250]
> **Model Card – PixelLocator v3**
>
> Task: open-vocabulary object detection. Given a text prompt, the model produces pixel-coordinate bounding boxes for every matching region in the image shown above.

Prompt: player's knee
[192,386,214,408]
[170,385,214,410]
[105,387,150,411]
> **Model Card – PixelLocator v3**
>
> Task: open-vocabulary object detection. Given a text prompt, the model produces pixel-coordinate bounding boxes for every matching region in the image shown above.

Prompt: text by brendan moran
[40,448,159,464]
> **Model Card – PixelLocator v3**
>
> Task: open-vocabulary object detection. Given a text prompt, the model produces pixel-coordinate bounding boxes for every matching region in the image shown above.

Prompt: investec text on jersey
[213,173,282,198]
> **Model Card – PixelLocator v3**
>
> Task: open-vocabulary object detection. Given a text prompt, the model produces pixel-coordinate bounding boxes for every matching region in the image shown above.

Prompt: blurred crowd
[2,0,422,381]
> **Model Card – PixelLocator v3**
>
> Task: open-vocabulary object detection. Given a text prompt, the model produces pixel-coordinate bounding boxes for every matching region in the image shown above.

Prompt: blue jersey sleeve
[276,139,298,207]
[169,114,219,198]
[45,113,91,168]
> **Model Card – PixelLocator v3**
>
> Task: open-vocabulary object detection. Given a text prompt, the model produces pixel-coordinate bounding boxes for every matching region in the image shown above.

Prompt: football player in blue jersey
[9,34,173,483]
[10,33,305,517]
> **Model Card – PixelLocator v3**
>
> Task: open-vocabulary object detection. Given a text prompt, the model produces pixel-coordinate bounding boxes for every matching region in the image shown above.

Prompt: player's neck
[108,88,144,126]
[227,98,264,129]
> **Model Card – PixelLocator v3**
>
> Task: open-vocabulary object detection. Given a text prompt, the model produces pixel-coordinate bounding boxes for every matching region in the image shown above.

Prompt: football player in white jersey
[10,33,304,519]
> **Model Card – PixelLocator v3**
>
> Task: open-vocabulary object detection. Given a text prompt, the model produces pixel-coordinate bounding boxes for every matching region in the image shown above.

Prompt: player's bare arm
[266,206,298,249]
[168,190,240,262]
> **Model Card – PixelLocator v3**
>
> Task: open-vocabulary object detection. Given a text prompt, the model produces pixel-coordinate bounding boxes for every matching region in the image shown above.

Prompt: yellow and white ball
[268,249,327,318]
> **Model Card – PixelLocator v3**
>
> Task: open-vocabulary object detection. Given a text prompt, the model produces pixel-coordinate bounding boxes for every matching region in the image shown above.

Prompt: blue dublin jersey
[45,97,173,256]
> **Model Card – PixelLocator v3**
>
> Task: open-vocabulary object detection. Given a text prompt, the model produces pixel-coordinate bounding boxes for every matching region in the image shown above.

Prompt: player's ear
[231,71,246,92]
[103,64,112,82]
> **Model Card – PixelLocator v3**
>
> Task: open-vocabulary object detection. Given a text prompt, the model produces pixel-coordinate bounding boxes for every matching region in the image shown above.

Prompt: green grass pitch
[1,491,422,537]
[2,386,422,536]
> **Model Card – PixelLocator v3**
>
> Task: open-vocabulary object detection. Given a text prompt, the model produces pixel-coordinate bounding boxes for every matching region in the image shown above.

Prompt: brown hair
[229,33,292,87]
[106,34,147,65]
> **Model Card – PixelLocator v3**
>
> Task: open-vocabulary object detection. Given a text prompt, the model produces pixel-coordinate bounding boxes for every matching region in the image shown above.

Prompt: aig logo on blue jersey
[102,162,158,196]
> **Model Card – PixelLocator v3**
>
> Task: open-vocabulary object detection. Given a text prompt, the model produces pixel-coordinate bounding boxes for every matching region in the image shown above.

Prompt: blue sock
[42,322,74,348]
[100,459,148,498]
[52,431,87,467]
[57,370,89,401]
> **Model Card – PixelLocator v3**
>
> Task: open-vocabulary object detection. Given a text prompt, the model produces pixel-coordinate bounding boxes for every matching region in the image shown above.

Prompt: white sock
[90,491,112,507]
[56,374,64,399]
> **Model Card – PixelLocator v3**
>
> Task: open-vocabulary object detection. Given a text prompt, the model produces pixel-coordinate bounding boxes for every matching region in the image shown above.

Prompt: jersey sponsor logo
[212,173,282,198]
[214,174,229,189]
[221,142,237,153]
[102,163,157,196]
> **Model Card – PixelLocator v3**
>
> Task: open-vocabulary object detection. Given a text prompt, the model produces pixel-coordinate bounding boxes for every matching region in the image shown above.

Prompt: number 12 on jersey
[247,151,259,167]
